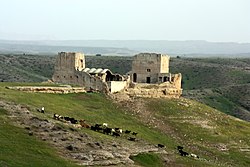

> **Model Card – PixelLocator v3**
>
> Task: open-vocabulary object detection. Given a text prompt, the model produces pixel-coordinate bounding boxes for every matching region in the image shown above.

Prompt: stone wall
[108,81,128,93]
[172,73,182,90]
[126,82,182,98]
[74,71,109,93]
[51,52,181,97]
[6,86,86,94]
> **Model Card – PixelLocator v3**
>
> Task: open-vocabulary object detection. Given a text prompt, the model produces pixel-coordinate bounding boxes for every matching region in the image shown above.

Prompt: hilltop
[0,82,250,166]
[1,54,249,121]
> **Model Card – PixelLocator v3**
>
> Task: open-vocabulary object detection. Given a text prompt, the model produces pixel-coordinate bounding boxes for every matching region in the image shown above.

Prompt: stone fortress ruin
[52,52,129,93]
[52,52,182,98]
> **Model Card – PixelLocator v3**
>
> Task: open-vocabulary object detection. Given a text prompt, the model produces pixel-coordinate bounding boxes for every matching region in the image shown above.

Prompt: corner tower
[52,52,85,84]
[131,53,170,83]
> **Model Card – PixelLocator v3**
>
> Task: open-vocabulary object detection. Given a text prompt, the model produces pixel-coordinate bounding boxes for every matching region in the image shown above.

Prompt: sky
[0,0,249,42]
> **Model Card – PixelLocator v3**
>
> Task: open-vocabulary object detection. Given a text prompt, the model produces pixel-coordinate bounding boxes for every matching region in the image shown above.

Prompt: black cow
[112,131,121,137]
[177,146,184,150]
[103,128,112,135]
[91,126,97,131]
[177,146,189,156]
[69,118,78,124]
[125,130,131,134]
[128,137,136,141]
[95,124,103,131]
[157,144,165,148]
[64,116,70,121]
[54,113,63,120]
[179,149,189,156]
[132,132,138,136]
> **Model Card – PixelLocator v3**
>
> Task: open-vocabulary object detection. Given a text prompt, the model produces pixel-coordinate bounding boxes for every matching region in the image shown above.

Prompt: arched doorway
[133,73,137,82]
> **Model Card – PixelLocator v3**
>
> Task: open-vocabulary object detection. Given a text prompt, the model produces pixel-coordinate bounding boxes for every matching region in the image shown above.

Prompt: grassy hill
[170,58,250,121]
[0,108,79,167]
[0,54,250,121]
[0,54,55,82]
[0,82,250,166]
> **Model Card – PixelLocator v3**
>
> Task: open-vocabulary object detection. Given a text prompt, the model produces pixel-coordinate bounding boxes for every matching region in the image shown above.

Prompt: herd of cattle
[53,113,139,142]
[38,109,200,159]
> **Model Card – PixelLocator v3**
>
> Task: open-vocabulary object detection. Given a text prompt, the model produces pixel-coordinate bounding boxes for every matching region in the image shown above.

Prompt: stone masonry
[131,53,170,83]
[52,52,129,93]
[52,52,182,98]
[129,53,182,98]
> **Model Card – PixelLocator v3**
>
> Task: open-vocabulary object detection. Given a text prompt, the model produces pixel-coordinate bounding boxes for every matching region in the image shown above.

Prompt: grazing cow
[69,118,78,124]
[103,127,112,135]
[94,124,103,131]
[177,146,189,156]
[64,117,70,121]
[157,144,165,148]
[125,130,131,134]
[95,124,102,127]
[128,137,136,141]
[54,113,63,120]
[112,131,121,137]
[132,132,138,136]
[91,126,97,131]
[73,124,82,128]
[177,146,184,150]
[41,107,45,113]
[118,129,122,134]
[37,107,45,113]
[103,123,108,128]
[190,153,199,159]
[179,149,189,156]
[79,120,90,128]
[114,128,122,134]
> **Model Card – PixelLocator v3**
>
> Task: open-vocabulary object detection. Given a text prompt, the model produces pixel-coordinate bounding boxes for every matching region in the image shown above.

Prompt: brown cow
[79,120,90,128]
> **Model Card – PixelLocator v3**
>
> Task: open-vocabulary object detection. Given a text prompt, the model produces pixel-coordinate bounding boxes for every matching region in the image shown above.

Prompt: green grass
[0,108,79,167]
[170,58,250,90]
[146,98,250,166]
[130,153,163,167]
[0,83,175,146]
[1,54,250,121]
[204,94,238,115]
[0,82,250,166]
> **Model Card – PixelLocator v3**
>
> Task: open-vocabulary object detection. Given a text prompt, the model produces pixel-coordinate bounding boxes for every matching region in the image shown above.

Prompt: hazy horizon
[1,0,249,43]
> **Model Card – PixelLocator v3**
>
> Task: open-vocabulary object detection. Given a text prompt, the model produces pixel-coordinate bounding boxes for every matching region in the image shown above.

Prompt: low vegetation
[1,54,249,121]
[0,108,79,167]
[0,82,250,166]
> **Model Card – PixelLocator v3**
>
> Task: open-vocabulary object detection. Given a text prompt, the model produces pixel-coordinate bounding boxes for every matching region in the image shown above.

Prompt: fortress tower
[131,53,170,83]
[52,52,85,84]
